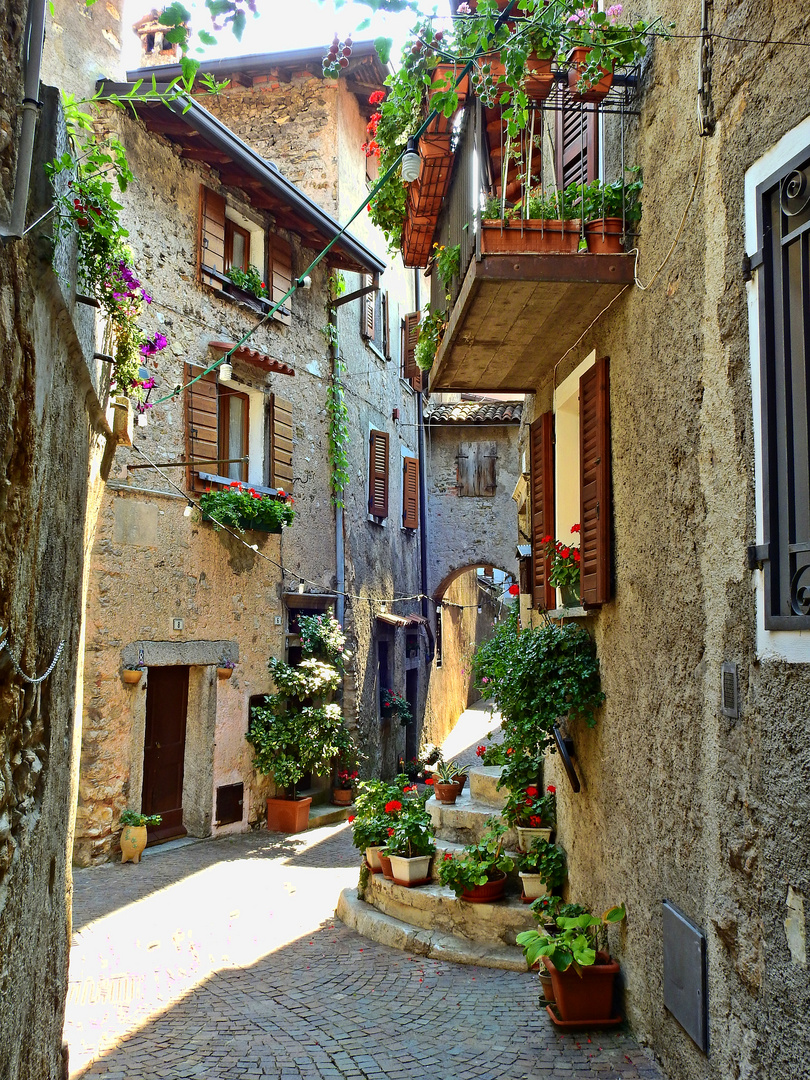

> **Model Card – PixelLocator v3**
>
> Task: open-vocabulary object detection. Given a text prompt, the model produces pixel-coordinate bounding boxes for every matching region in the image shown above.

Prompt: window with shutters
[184,363,293,494]
[554,89,599,190]
[402,311,424,392]
[402,455,419,529]
[750,140,810,634]
[198,184,292,324]
[362,279,391,360]
[456,442,497,497]
[368,428,390,521]
[529,351,611,610]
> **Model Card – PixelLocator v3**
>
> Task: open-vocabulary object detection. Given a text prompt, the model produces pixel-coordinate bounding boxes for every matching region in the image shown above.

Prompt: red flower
[524,799,533,807]
[368,90,385,104]
[570,523,581,534]
[348,815,355,822]
[525,786,538,798]
[547,785,556,794]
[506,748,514,755]
[387,828,395,836]
[476,745,486,757]
[424,777,435,785]
[384,800,402,813]
[508,583,520,595]
[560,546,571,559]
[229,480,242,488]
[573,549,581,562]
[443,852,453,861]
[541,534,552,544]
[529,815,542,827]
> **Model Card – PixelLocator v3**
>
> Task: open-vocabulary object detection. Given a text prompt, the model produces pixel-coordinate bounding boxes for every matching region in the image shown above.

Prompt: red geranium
[525,786,539,798]
[384,800,402,813]
[348,815,355,822]
[387,827,395,836]
[570,523,581,534]
[547,785,556,794]
[476,745,486,757]
[424,777,435,785]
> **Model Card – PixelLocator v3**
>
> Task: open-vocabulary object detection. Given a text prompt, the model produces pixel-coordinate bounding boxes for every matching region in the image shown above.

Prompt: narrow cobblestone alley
[66,819,667,1080]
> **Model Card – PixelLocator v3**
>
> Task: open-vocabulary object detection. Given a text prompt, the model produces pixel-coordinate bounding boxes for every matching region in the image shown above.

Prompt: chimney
[132,9,182,67]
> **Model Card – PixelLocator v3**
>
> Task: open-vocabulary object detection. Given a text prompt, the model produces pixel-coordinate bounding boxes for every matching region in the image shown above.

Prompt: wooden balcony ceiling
[430,253,635,392]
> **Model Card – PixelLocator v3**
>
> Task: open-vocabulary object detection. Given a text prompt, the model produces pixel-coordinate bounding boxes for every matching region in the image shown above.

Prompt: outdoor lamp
[297,275,312,290]
[219,362,232,383]
[401,137,421,183]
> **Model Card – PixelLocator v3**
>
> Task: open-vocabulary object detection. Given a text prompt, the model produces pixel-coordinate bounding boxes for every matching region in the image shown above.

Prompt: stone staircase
[337,766,535,970]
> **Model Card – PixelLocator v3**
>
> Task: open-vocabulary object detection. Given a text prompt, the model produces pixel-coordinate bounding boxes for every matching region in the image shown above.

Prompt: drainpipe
[1,0,47,241]
[414,270,431,649]
[329,303,345,628]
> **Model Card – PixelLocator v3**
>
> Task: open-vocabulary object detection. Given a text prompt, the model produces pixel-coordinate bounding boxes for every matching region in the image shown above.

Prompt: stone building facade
[424,4,810,1079]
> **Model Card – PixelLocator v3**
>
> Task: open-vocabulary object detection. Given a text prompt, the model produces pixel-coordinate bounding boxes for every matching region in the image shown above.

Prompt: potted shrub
[504,783,557,852]
[437,817,515,902]
[248,619,356,833]
[349,776,412,871]
[413,305,447,374]
[542,524,583,606]
[516,836,566,900]
[517,903,627,1024]
[576,171,643,254]
[119,810,162,864]
[199,482,295,534]
[383,791,436,886]
[332,761,359,806]
[431,759,466,804]
[380,688,412,726]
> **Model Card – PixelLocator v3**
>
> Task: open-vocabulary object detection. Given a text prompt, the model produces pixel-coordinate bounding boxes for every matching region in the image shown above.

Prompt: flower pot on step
[542,952,620,1022]
[378,851,395,880]
[516,825,553,852]
[389,854,432,887]
[266,796,311,834]
[519,872,549,900]
[434,781,462,804]
[365,845,383,872]
[460,870,507,903]
[331,788,353,806]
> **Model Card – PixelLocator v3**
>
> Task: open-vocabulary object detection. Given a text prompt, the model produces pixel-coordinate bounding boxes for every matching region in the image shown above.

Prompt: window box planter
[480,219,582,255]
[425,64,470,136]
[223,279,272,315]
[584,217,626,254]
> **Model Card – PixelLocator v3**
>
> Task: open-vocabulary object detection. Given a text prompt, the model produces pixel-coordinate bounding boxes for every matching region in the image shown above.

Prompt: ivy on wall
[325,272,350,508]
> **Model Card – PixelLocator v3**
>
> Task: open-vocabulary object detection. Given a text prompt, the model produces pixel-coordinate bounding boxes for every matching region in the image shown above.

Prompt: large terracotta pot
[331,787,353,806]
[542,952,620,1021]
[266,796,311,834]
[389,854,432,887]
[585,217,626,254]
[567,46,614,103]
[434,781,462,805]
[378,851,395,880]
[480,219,581,255]
[524,54,555,102]
[516,825,553,852]
[120,825,147,864]
[460,870,507,903]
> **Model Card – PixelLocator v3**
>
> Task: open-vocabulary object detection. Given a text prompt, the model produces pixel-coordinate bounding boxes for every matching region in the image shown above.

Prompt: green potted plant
[542,523,582,606]
[561,4,655,102]
[516,836,566,900]
[525,896,590,1001]
[575,171,643,253]
[431,759,467,805]
[503,783,557,852]
[199,482,295,534]
[517,903,627,1024]
[380,688,411,725]
[248,620,356,833]
[382,791,436,886]
[119,810,162,864]
[224,263,269,308]
[437,817,515,902]
[349,776,412,870]
[414,305,447,374]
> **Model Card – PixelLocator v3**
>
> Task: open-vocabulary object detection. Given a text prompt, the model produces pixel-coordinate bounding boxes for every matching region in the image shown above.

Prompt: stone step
[360,870,535,947]
[337,887,531,972]
[427,788,517,848]
[308,803,351,829]
[469,766,507,807]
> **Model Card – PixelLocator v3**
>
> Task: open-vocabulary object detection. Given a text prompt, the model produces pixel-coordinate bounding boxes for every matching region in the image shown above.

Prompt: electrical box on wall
[274,615,282,626]
[662,900,708,1052]
[172,618,184,631]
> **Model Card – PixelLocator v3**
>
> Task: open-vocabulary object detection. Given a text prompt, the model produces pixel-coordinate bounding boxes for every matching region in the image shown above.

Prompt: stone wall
[518,5,810,1078]
[43,0,125,102]
[0,33,111,1076]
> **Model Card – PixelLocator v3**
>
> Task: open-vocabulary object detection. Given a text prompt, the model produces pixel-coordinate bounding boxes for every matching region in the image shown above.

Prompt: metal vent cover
[216,783,244,826]
[720,661,739,718]
[662,900,708,1052]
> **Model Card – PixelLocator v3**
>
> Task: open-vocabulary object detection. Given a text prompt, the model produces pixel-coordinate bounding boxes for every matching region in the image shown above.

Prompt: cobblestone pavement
[65,705,667,1080]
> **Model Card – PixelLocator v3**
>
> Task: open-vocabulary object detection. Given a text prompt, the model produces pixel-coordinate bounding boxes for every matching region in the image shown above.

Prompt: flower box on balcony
[480,219,582,255]
[402,212,439,268]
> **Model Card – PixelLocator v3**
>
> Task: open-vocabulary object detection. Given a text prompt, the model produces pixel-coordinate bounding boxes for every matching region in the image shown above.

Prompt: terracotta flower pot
[365,845,383,873]
[585,217,626,254]
[480,219,581,255]
[434,781,462,805]
[122,669,142,684]
[331,788,353,806]
[266,796,311,834]
[524,54,555,102]
[120,824,147,864]
[378,851,395,880]
[453,773,468,792]
[516,825,553,852]
[217,666,234,679]
[389,853,432,887]
[567,46,614,103]
[461,870,507,903]
[542,952,620,1022]
[539,971,556,1003]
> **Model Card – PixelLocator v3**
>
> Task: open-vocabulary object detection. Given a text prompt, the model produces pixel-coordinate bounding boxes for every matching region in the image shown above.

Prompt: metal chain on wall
[0,628,66,685]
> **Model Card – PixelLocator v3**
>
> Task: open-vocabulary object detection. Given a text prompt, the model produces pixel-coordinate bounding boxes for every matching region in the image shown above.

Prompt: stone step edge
[336,887,529,972]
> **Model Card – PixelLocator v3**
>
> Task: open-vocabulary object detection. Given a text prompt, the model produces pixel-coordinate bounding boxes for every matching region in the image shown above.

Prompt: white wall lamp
[219,361,233,383]
[401,137,421,183]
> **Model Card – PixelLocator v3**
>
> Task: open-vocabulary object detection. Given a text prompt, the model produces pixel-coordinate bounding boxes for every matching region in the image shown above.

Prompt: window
[402,456,419,529]
[402,311,424,391]
[361,278,391,360]
[752,142,810,631]
[554,88,598,190]
[184,363,293,493]
[456,442,497,497]
[368,429,389,519]
[198,184,292,324]
[530,353,611,609]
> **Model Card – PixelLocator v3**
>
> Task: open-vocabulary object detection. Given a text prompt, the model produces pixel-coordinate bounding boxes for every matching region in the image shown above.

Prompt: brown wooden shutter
[184,363,219,492]
[555,92,598,190]
[402,311,420,382]
[269,233,292,326]
[403,456,419,529]
[382,291,391,360]
[199,186,226,288]
[530,412,555,610]
[580,356,611,606]
[270,394,294,491]
[368,430,389,517]
[361,274,375,340]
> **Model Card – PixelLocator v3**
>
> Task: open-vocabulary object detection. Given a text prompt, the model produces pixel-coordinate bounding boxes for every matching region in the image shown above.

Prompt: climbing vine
[325,272,350,508]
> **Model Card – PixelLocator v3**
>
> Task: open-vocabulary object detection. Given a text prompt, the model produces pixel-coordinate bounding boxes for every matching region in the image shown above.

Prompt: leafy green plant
[542,524,582,588]
[575,173,643,224]
[199,482,295,533]
[120,810,162,828]
[382,792,435,858]
[516,903,626,972]
[437,817,515,897]
[516,837,566,887]
[349,776,413,850]
[414,306,447,373]
[474,741,509,766]
[482,194,515,222]
[433,760,469,783]
[432,243,460,300]
[503,782,556,829]
[561,5,655,93]
[529,895,589,926]
[226,264,268,299]
[527,185,581,222]
[381,688,412,725]
[297,614,346,668]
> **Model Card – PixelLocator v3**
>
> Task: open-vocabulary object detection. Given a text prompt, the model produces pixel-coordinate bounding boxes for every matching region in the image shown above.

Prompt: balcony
[424,84,638,393]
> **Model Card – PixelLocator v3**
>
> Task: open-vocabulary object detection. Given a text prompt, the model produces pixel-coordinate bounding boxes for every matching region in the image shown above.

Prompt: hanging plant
[414,305,447,372]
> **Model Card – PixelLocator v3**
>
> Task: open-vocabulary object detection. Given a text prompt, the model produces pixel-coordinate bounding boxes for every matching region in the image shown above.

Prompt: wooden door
[142,666,189,842]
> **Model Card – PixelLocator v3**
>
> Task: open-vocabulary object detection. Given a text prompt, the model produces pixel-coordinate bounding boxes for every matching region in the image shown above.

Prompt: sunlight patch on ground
[438,700,503,763]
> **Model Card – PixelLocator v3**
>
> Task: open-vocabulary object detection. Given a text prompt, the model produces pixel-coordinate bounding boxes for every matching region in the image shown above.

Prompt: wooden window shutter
[269,233,292,326]
[530,412,555,610]
[270,394,294,491]
[382,291,391,360]
[361,274,375,340]
[555,92,598,190]
[403,456,419,529]
[368,430,389,517]
[184,363,219,492]
[199,186,226,288]
[580,356,611,606]
[402,311,420,382]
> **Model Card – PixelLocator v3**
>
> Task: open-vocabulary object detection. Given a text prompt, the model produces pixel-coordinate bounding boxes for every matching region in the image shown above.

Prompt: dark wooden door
[142,666,189,843]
